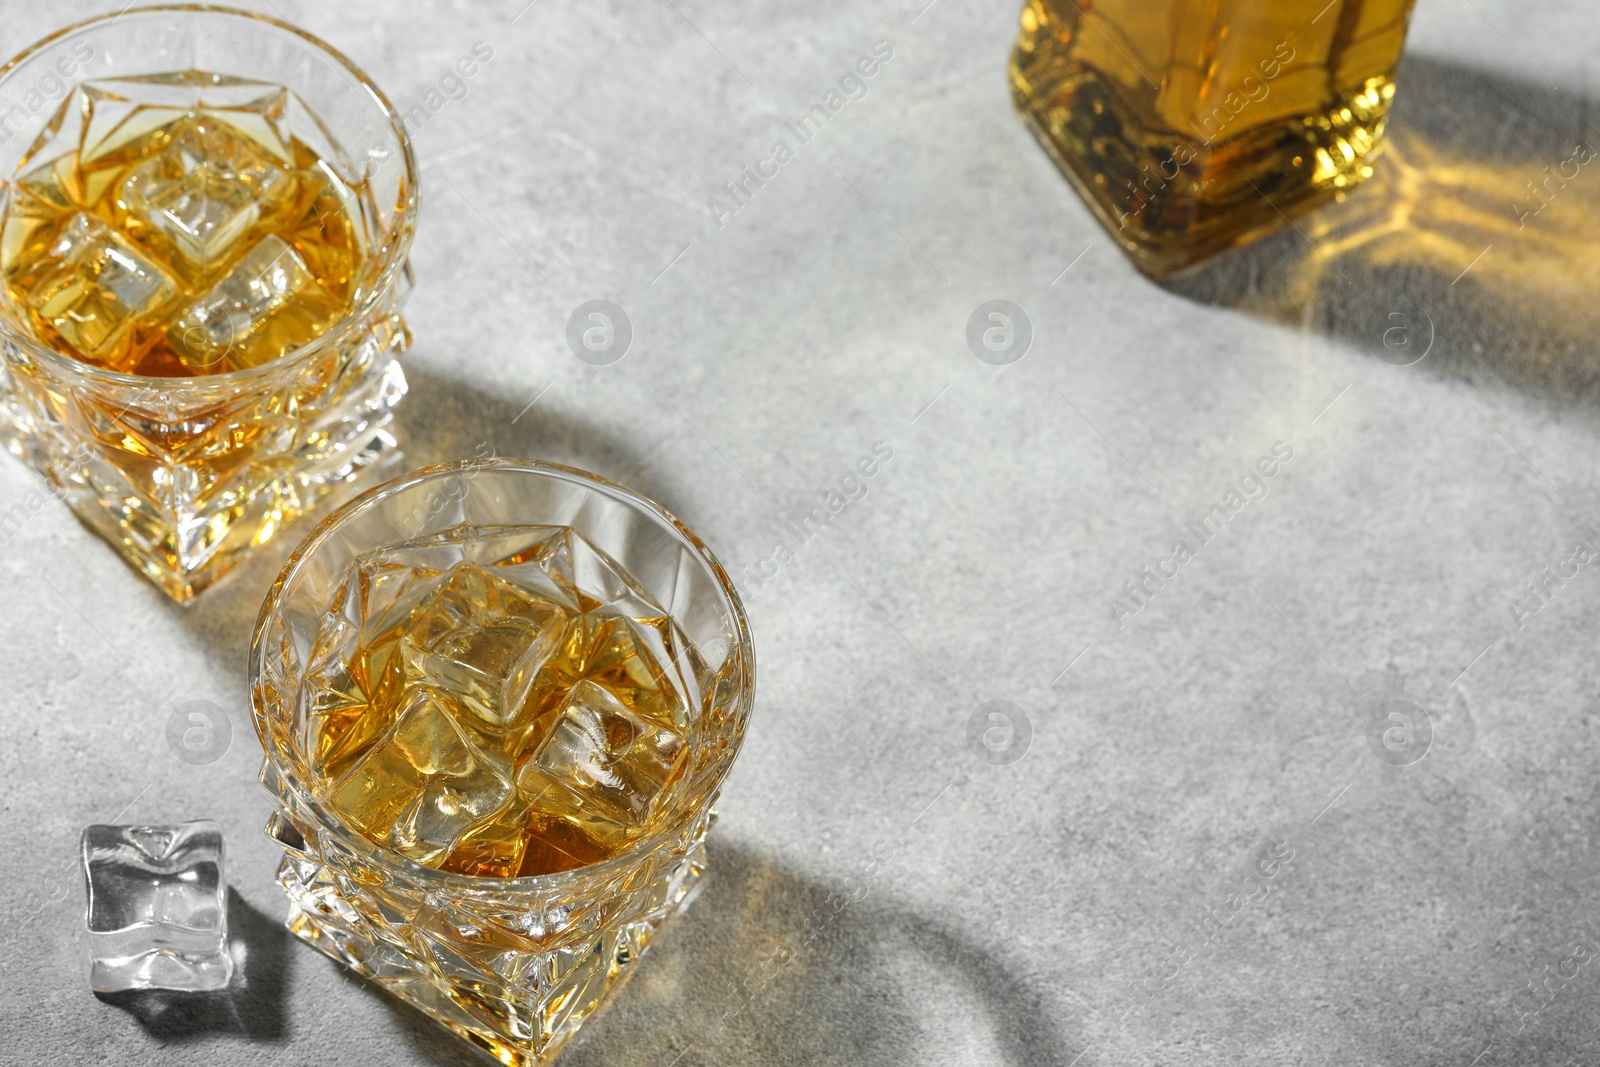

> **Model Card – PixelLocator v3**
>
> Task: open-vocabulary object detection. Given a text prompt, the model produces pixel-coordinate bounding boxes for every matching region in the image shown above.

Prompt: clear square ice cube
[327,688,514,865]
[27,212,177,361]
[120,121,290,269]
[80,820,232,993]
[516,679,687,845]
[402,564,574,737]
[167,234,324,367]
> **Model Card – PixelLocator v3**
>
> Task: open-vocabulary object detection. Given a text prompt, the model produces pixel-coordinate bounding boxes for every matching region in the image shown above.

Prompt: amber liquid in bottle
[1010,0,1417,275]
[0,70,370,376]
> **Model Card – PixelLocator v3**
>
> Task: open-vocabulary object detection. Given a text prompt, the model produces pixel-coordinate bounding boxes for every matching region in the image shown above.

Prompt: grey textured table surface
[4,1,1600,1064]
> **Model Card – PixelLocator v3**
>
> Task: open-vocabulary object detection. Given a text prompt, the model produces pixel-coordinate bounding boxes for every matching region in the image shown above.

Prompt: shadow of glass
[139,353,1078,1063]
[95,887,290,1043]
[559,843,1076,1067]
[163,362,659,665]
[329,843,1077,1066]
[395,363,676,503]
[1162,54,1600,406]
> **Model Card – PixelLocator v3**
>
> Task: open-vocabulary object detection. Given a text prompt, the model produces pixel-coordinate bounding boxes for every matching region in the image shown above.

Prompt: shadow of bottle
[1162,53,1600,409]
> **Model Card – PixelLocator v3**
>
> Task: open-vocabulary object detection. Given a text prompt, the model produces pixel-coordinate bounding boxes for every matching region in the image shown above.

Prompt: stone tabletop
[3,1,1599,1064]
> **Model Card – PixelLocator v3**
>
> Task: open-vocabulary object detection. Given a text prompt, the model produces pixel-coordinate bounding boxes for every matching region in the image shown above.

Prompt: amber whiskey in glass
[253,461,755,1067]
[1010,0,1417,275]
[0,8,417,601]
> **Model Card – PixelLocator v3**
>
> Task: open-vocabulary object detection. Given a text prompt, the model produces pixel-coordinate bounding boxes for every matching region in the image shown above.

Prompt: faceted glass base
[0,308,410,601]
[266,803,710,1067]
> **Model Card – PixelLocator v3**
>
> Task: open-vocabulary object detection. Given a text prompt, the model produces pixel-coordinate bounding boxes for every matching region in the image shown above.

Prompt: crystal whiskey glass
[250,460,756,1066]
[0,7,418,600]
[1011,0,1418,275]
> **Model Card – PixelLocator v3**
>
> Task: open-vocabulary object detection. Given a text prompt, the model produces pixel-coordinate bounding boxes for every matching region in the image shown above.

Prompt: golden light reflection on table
[1168,58,1600,395]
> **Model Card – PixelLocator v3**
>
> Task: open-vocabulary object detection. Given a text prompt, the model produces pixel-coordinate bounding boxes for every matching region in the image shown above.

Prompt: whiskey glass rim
[0,2,421,390]
[248,457,757,892]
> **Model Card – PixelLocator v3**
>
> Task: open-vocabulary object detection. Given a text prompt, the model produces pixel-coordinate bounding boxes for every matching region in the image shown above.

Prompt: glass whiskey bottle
[1010,0,1417,275]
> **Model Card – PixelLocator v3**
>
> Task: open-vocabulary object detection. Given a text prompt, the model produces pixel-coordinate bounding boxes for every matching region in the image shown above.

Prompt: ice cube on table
[80,820,231,993]
[120,122,290,270]
[517,678,688,847]
[26,212,177,363]
[166,234,326,368]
